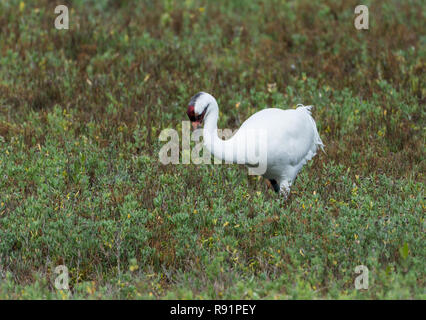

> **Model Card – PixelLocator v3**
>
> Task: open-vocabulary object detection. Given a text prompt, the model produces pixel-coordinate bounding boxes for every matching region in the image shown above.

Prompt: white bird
[186,92,324,198]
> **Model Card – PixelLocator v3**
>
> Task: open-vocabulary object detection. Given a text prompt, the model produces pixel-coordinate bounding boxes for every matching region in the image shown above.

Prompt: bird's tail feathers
[296,104,325,153]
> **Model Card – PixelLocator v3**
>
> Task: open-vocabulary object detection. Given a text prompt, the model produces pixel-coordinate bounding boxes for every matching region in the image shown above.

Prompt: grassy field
[0,0,424,299]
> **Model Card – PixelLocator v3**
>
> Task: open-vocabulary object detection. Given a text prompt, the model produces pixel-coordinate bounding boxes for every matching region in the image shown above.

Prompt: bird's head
[187,92,210,130]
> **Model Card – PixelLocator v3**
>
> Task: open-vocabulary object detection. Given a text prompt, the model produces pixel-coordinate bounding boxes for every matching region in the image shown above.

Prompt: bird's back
[234,106,322,178]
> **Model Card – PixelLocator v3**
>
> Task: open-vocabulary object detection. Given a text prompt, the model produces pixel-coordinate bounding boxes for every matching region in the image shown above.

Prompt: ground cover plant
[0,0,424,299]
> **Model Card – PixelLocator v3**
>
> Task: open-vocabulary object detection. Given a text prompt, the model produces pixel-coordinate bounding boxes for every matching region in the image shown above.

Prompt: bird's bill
[192,121,202,130]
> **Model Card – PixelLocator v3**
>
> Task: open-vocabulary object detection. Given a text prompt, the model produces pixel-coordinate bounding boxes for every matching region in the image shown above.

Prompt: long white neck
[202,96,242,164]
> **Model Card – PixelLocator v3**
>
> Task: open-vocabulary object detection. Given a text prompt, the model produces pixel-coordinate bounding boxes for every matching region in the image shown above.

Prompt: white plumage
[186,92,324,197]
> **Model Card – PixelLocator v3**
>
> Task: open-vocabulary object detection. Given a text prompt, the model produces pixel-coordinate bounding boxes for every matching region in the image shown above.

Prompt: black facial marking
[187,105,196,121]
[191,105,208,122]
[187,91,209,123]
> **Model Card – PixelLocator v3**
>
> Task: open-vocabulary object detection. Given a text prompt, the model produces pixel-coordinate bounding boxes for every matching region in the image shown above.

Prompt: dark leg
[269,179,280,193]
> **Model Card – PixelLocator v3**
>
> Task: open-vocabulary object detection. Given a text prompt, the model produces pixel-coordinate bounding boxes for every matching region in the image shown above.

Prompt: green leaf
[399,242,409,260]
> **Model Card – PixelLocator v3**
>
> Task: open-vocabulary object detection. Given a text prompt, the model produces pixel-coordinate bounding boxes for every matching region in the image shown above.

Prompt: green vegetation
[0,0,424,299]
